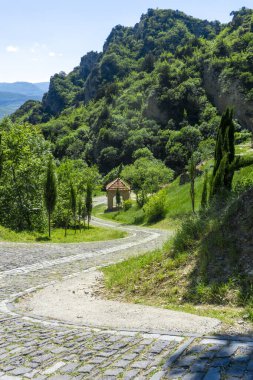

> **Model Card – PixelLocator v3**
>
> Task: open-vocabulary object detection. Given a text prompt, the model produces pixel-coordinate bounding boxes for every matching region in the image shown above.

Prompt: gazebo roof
[106,178,130,191]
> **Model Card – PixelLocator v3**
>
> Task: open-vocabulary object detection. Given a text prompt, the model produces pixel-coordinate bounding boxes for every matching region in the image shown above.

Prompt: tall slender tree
[86,183,93,229]
[44,158,57,238]
[188,154,198,213]
[201,170,208,210]
[115,188,121,210]
[70,183,77,233]
[210,108,235,198]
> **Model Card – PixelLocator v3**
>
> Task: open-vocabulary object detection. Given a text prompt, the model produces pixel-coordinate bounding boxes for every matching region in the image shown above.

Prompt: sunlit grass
[0,225,126,243]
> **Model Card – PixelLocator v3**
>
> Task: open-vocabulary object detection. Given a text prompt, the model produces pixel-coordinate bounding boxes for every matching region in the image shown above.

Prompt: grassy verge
[0,225,126,243]
[102,244,244,325]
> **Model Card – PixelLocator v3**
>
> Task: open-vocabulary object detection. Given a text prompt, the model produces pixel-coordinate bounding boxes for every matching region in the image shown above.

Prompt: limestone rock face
[203,65,253,132]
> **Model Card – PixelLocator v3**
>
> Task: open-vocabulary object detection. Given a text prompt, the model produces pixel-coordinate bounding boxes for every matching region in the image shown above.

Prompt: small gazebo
[106,178,131,211]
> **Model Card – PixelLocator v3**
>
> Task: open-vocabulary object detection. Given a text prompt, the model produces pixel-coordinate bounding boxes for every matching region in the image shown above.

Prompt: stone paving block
[190,360,208,372]
[182,373,205,380]
[203,367,220,380]
[226,364,246,377]
[199,351,216,360]
[103,368,124,376]
[149,371,166,380]
[48,376,72,380]
[77,364,95,373]
[122,353,138,361]
[123,369,140,380]
[166,367,187,378]
[177,355,196,368]
[10,367,32,376]
[187,345,206,355]
[247,360,253,370]
[216,344,238,358]
[89,356,107,364]
[113,359,130,368]
[131,360,150,369]
[60,362,79,373]
[211,358,230,367]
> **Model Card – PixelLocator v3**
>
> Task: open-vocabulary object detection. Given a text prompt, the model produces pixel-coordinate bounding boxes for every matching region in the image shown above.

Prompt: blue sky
[1,0,252,82]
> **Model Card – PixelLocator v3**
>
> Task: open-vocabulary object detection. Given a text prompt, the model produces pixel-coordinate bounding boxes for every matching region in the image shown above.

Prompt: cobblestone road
[0,216,253,379]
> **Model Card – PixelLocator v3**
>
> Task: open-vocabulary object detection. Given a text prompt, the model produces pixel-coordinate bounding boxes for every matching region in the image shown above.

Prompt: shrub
[123,199,133,211]
[144,192,167,224]
[173,215,205,254]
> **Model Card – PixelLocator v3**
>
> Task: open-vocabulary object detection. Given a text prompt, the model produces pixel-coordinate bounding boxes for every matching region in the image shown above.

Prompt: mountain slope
[12,8,253,175]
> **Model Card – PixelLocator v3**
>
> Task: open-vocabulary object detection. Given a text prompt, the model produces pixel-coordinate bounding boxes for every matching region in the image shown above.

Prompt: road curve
[0,208,250,379]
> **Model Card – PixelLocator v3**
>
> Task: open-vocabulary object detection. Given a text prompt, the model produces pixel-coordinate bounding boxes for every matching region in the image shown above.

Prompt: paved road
[0,212,253,379]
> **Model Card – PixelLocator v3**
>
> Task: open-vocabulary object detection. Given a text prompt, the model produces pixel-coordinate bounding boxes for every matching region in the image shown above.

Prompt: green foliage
[9,7,253,190]
[187,154,198,213]
[0,119,50,231]
[70,183,77,232]
[122,157,173,207]
[201,170,208,210]
[115,188,121,209]
[123,199,133,211]
[44,158,57,237]
[144,191,167,223]
[210,108,236,197]
[86,182,93,228]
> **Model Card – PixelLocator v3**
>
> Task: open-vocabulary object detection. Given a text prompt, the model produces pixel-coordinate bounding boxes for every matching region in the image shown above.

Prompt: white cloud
[49,51,63,58]
[6,45,19,53]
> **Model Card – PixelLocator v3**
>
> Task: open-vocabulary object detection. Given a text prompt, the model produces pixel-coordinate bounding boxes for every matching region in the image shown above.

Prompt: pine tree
[44,158,57,238]
[86,183,93,229]
[116,188,121,210]
[201,170,208,210]
[70,183,77,233]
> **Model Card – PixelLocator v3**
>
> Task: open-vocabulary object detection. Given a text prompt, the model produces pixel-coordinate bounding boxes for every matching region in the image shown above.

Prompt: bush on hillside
[123,199,133,211]
[144,191,167,223]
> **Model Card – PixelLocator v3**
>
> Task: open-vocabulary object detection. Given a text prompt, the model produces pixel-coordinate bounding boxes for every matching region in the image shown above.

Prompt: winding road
[0,200,253,379]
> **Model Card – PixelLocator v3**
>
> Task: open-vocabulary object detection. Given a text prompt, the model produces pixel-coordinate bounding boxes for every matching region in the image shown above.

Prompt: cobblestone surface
[0,216,253,379]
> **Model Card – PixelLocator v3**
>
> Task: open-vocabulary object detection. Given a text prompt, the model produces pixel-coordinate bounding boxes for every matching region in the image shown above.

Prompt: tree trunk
[190,180,195,213]
[48,211,51,238]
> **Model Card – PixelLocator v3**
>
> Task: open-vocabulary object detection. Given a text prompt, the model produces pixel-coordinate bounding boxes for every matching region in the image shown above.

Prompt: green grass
[93,175,205,230]
[0,225,126,243]
[93,203,145,225]
[101,244,244,324]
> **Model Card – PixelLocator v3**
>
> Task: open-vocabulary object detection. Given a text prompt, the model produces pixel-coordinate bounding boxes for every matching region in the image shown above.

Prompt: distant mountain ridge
[0,82,49,118]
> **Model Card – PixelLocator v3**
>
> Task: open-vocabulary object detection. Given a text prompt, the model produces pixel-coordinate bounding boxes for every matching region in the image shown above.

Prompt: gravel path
[19,269,220,335]
[0,202,253,379]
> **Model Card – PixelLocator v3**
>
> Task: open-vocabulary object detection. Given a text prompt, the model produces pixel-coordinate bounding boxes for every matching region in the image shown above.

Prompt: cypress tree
[70,183,77,233]
[116,188,121,210]
[210,108,235,198]
[201,170,208,210]
[86,183,93,229]
[77,196,82,232]
[44,158,57,238]
[82,201,87,229]
[188,155,197,213]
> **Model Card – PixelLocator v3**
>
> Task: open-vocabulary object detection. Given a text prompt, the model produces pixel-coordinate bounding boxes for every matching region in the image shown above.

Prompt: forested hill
[12,7,253,174]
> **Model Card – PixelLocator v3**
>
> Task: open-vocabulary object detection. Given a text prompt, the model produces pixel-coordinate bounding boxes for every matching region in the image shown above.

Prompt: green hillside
[12,7,253,176]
